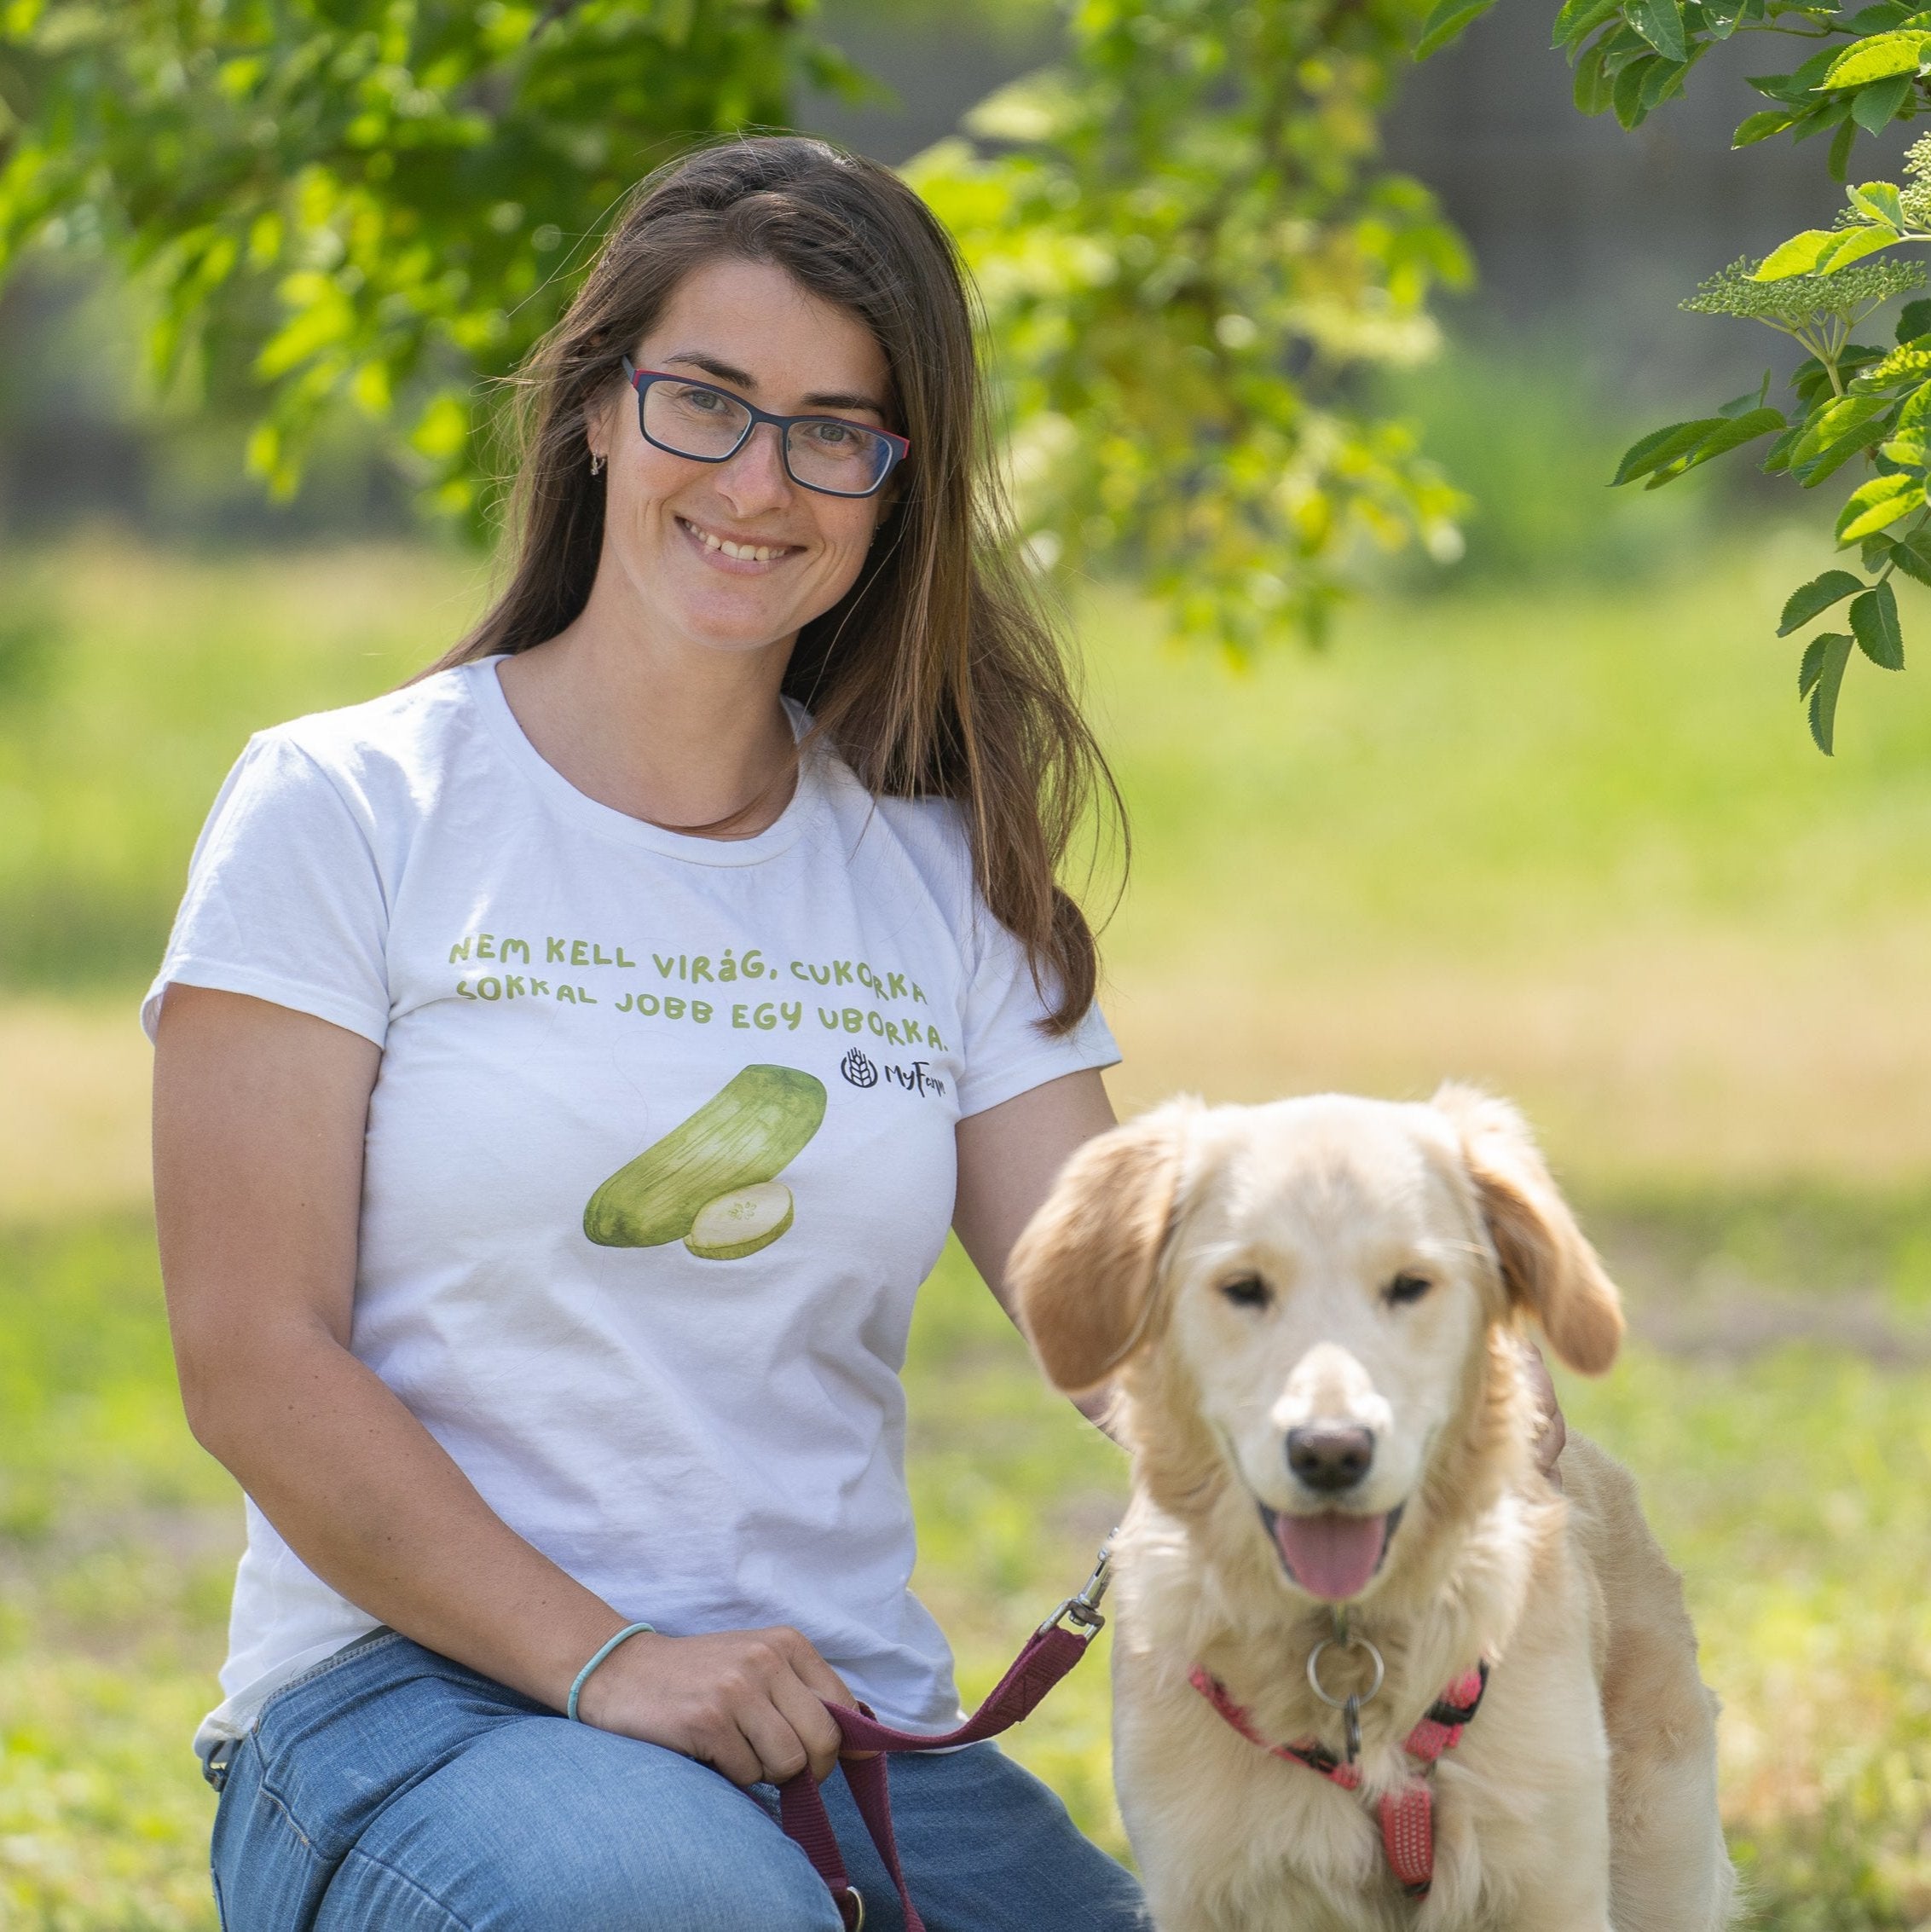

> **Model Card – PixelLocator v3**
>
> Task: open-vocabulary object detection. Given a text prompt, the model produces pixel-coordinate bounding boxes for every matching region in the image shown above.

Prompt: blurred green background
[10,3,1931,1929]
[9,523,1931,1925]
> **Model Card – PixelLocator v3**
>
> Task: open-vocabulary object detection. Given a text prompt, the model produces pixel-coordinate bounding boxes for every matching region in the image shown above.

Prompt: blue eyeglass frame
[620,355,910,499]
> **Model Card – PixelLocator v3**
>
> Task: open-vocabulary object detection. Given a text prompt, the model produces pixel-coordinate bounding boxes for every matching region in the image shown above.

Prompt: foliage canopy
[0,0,1465,651]
[1420,0,1931,750]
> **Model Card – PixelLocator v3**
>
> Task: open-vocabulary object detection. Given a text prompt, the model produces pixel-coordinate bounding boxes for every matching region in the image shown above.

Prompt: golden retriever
[1008,1086,1737,1932]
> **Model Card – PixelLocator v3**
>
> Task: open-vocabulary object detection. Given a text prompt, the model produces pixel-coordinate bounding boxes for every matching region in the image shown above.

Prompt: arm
[154,984,851,1783]
[951,1066,1119,1430]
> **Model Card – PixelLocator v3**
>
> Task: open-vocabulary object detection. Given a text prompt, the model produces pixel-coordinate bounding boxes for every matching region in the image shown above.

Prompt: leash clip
[1306,1623,1385,1765]
[1038,1534,1117,1639]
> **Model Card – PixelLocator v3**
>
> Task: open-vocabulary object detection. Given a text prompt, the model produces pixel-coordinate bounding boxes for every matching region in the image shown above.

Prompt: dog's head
[1008,1085,1622,1605]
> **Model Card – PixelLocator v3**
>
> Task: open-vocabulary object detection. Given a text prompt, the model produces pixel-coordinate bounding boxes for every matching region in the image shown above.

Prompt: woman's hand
[572,1624,859,1785]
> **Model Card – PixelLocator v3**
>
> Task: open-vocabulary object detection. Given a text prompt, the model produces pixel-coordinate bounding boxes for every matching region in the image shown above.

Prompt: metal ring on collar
[1306,1632,1386,1709]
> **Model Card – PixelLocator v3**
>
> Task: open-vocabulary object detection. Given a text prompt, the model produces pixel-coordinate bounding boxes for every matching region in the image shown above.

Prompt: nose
[715,421,794,512]
[1286,1423,1376,1495]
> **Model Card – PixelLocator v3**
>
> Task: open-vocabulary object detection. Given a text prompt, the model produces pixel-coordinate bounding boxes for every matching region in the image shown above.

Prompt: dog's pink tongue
[1274,1512,1389,1601]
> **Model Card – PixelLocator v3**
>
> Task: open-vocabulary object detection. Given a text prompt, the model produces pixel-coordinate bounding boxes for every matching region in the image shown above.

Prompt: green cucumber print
[685,1182,795,1260]
[583,1063,827,1250]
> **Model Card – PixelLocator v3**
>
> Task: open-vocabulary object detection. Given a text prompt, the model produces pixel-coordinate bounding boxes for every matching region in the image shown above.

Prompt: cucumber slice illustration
[685,1182,795,1260]
[583,1064,826,1248]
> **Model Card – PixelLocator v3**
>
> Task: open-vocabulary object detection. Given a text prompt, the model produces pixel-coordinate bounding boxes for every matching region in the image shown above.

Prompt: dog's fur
[1008,1086,1737,1932]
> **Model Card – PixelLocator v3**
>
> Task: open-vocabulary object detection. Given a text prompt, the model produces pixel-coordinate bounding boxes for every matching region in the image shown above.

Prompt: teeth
[686,520,783,563]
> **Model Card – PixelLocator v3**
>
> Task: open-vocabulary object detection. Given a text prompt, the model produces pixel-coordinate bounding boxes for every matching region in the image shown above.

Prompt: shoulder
[815,761,986,934]
[246,660,489,827]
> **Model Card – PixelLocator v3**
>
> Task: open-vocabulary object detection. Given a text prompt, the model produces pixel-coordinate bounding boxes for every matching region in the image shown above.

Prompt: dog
[1007,1085,1737,1932]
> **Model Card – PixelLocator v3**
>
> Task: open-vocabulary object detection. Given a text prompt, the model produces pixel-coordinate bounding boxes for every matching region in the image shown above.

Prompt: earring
[589,451,606,476]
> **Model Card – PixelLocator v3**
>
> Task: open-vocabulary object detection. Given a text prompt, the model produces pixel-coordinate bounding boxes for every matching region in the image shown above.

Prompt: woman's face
[589,255,896,660]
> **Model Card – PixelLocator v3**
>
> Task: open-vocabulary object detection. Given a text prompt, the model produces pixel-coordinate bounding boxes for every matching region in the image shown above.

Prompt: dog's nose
[1286,1423,1375,1494]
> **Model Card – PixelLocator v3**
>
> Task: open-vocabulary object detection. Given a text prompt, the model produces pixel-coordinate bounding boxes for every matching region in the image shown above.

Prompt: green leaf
[1807,633,1854,751]
[1734,107,1800,144]
[1679,404,1787,471]
[1898,298,1931,341]
[1888,528,1931,580]
[1417,0,1500,58]
[1755,44,1852,102]
[1819,223,1906,272]
[1798,415,1893,485]
[1778,568,1867,633]
[1853,72,1915,130]
[1613,52,1659,124]
[1819,29,1931,88]
[1851,580,1907,664]
[1898,377,1931,428]
[1846,1,1917,31]
[1554,0,1627,48]
[1754,228,1850,277]
[1837,471,1928,540]
[1641,55,1692,107]
[1799,632,1837,699]
[1575,38,1616,111]
[1611,415,1726,484]
[1791,392,1889,467]
[1852,179,1909,226]
[1627,0,1689,58]
[1717,373,1773,417]
[1761,425,1804,472]
[1831,115,1860,179]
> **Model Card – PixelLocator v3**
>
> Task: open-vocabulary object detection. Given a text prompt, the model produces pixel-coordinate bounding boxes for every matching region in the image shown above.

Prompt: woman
[150,137,1148,1929]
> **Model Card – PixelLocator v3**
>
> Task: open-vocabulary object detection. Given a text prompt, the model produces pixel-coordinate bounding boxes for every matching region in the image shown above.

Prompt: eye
[1220,1274,1272,1310]
[1385,1273,1433,1307]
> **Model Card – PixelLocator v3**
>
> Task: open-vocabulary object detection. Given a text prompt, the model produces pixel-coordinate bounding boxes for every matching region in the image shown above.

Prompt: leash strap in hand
[777,1546,1113,1932]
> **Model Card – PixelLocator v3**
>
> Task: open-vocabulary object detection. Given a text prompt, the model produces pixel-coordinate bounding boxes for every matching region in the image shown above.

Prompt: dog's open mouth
[1258,1501,1405,1601]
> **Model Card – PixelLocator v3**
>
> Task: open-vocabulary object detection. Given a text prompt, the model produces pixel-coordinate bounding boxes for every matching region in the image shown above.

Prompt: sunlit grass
[10,1212,1931,1923]
[8,535,1931,1923]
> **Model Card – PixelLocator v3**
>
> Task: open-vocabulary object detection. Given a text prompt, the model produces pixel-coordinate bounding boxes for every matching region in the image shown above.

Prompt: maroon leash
[777,1541,1113,1932]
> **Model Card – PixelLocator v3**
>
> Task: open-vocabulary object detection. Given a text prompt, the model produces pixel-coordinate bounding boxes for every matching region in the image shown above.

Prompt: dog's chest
[1117,1649,1551,1932]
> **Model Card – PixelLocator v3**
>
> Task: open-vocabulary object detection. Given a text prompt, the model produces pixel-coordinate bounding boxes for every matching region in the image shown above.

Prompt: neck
[496,564,801,836]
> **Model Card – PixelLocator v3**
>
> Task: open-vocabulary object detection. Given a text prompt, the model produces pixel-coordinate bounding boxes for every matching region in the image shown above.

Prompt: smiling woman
[147,137,1145,1932]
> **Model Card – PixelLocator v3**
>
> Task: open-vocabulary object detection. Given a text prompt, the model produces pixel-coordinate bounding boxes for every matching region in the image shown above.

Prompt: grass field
[6,535,1931,1926]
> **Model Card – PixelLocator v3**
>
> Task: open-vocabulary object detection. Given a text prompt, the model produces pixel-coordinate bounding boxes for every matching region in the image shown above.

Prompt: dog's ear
[1432,1084,1623,1375]
[1007,1101,1197,1395]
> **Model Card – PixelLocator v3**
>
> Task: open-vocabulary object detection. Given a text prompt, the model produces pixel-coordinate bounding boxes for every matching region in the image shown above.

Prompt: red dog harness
[1188,1659,1489,1899]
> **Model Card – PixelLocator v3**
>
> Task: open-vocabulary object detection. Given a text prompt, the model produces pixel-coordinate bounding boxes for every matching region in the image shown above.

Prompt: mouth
[677,515,802,571]
[1257,1501,1406,1602]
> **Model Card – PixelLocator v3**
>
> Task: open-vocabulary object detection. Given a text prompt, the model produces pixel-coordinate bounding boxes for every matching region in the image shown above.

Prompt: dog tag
[1344,1693,1362,1764]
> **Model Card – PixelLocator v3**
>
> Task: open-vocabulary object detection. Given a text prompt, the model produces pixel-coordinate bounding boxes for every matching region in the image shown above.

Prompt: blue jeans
[207,1629,1148,1929]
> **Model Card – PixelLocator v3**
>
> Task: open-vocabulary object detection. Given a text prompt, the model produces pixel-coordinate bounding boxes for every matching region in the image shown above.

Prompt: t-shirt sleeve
[140,732,393,1048]
[953,908,1120,1119]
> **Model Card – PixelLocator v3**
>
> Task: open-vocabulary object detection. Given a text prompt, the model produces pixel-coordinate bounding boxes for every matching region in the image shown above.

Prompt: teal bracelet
[566,1622,656,1722]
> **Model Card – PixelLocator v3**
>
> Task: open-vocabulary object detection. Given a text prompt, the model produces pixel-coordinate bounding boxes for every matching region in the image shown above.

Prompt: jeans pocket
[251,1627,403,1736]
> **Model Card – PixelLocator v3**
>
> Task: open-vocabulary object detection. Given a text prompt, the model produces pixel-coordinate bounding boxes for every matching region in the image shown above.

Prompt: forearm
[193,1322,628,1709]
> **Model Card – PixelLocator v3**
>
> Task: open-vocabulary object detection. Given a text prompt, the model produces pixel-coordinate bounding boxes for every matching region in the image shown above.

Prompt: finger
[690,1721,766,1789]
[773,1628,858,1711]
[734,1698,822,1786]
[768,1669,847,1783]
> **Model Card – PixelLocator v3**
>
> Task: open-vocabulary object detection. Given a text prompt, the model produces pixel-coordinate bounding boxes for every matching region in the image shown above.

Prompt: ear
[1431,1084,1624,1376]
[1007,1101,1196,1395]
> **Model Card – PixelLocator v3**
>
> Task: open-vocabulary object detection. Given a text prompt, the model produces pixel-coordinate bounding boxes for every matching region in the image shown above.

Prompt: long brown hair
[429,135,1121,1033]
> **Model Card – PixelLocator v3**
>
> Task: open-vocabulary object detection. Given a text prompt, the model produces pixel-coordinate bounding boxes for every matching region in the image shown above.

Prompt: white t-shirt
[143,657,1118,1757]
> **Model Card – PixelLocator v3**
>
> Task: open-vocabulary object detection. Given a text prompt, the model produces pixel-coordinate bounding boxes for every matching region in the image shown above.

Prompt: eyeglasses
[621,356,910,499]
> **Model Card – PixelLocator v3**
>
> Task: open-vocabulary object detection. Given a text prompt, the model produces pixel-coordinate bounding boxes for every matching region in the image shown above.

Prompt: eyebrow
[658,350,888,419]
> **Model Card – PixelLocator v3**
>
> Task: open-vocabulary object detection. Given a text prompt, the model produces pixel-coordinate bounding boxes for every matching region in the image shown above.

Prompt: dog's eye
[1220,1275,1272,1310]
[1385,1273,1433,1306]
